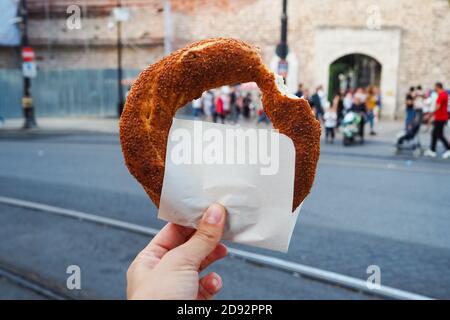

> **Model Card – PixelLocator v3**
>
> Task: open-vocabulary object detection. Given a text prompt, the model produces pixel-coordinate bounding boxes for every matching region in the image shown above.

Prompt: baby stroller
[394,114,423,157]
[342,111,363,146]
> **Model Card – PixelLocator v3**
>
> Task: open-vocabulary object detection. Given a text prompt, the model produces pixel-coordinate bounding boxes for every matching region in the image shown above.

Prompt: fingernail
[205,204,223,225]
[211,275,222,289]
[211,277,219,289]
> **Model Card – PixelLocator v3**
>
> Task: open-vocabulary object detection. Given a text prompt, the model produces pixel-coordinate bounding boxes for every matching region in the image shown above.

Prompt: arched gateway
[314,27,401,118]
[328,53,382,102]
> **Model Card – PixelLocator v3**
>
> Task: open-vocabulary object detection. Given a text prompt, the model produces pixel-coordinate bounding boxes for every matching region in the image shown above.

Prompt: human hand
[127,203,227,300]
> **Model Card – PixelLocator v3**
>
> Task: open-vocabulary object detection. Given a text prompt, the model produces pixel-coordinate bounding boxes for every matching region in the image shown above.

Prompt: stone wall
[178,0,450,116]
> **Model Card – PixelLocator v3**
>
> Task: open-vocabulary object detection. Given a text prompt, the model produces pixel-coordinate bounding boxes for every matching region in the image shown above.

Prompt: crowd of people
[189,81,449,157]
[190,85,270,125]
[190,82,383,144]
[296,84,382,144]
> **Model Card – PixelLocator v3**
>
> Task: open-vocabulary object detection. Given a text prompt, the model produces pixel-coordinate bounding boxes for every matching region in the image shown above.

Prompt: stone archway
[328,53,382,101]
[314,27,401,118]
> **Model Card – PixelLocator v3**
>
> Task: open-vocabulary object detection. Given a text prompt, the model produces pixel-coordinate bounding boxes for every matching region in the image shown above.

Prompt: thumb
[173,203,226,268]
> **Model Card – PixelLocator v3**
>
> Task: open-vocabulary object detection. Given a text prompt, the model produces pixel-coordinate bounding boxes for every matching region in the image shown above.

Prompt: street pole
[116,0,124,117]
[276,0,288,60]
[164,0,173,55]
[275,0,289,81]
[20,0,37,129]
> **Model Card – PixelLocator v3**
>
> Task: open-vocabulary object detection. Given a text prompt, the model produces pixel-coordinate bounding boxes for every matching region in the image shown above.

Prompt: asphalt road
[0,128,449,299]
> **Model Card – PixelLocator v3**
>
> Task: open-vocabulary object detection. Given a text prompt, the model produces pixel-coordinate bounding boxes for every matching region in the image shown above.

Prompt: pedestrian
[414,85,425,122]
[220,86,230,120]
[295,83,304,98]
[311,86,324,122]
[324,104,337,143]
[332,89,345,128]
[242,92,252,120]
[343,89,353,113]
[423,88,437,131]
[405,86,415,130]
[354,87,366,103]
[202,90,214,121]
[127,203,227,300]
[318,85,328,113]
[229,86,240,123]
[192,97,202,119]
[302,88,313,107]
[374,86,382,120]
[351,96,368,143]
[214,94,225,124]
[366,86,377,135]
[236,89,244,118]
[424,82,450,159]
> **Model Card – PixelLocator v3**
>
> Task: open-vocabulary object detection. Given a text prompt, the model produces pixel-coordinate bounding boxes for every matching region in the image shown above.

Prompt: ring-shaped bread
[120,38,321,211]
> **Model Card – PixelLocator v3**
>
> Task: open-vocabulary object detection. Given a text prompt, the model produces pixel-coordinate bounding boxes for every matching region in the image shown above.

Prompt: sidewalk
[1,116,446,160]
[0,116,405,137]
[0,116,407,143]
[0,117,119,134]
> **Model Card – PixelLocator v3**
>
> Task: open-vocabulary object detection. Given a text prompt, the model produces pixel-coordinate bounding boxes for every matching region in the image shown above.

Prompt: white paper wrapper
[158,118,302,252]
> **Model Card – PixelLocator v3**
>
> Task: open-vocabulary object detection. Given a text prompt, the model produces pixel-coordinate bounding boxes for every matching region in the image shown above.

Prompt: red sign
[22,47,35,62]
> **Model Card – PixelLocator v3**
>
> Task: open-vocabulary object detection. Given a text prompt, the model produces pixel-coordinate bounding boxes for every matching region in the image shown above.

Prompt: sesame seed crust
[119,38,321,212]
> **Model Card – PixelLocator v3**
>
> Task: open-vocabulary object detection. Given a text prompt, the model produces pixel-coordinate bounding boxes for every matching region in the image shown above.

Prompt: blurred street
[0,118,449,299]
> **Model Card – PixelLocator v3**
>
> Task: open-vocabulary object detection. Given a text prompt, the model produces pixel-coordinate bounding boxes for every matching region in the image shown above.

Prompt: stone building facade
[1,0,449,118]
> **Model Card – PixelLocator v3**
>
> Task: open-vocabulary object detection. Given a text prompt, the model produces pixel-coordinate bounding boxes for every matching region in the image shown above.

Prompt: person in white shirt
[324,105,338,143]
[414,85,425,122]
[354,87,367,103]
[343,90,353,112]
[202,90,214,119]
[192,97,203,119]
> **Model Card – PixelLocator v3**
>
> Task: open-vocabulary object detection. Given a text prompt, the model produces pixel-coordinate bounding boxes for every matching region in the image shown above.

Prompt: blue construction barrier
[0,68,139,119]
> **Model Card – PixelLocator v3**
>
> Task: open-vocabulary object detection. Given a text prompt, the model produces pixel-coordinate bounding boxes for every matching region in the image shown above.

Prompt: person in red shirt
[213,95,225,124]
[425,82,450,159]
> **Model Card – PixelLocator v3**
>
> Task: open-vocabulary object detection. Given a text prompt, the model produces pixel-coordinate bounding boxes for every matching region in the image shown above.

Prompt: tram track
[0,259,73,300]
[0,195,434,300]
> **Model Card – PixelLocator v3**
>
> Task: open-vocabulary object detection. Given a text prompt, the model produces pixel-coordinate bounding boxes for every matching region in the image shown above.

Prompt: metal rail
[0,262,70,300]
